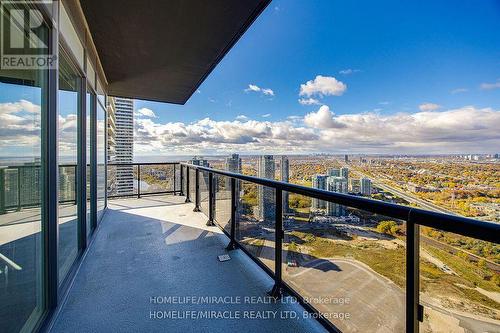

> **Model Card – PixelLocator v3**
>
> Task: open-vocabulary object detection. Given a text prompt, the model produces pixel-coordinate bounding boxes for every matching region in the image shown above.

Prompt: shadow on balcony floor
[50,195,326,333]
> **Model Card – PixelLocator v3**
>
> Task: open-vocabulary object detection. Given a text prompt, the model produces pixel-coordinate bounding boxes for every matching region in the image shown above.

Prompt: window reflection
[0,4,48,332]
[57,51,81,283]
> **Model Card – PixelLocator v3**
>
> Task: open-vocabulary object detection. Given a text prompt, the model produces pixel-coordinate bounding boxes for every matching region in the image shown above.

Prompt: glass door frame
[87,83,97,236]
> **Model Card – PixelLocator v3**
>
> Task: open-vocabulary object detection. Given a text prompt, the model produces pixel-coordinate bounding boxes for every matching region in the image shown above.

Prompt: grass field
[287,229,500,319]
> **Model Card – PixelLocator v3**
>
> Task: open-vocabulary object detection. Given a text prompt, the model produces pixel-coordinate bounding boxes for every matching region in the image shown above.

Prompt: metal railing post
[226,177,237,250]
[74,165,78,205]
[173,164,176,195]
[185,166,191,203]
[206,172,215,226]
[406,210,421,333]
[17,167,21,211]
[137,164,141,198]
[0,168,5,214]
[179,164,184,196]
[193,169,200,212]
[269,188,284,298]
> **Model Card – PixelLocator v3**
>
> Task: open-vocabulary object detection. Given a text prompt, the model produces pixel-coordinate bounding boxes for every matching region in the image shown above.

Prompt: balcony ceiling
[80,0,270,104]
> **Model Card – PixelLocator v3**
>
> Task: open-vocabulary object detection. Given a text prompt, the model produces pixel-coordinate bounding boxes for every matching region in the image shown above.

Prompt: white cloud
[0,100,42,152]
[262,113,271,118]
[133,105,500,155]
[451,88,468,94]
[135,107,157,118]
[339,69,361,75]
[246,84,260,92]
[298,97,321,105]
[480,81,500,90]
[4,99,496,156]
[419,103,441,112]
[0,99,41,114]
[299,75,347,97]
[262,88,274,96]
[236,115,248,121]
[304,105,346,129]
[244,84,274,96]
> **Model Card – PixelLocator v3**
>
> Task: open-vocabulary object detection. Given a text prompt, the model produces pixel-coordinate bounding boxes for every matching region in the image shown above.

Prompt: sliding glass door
[86,92,94,239]
[0,4,48,332]
[57,50,82,284]
[96,95,106,222]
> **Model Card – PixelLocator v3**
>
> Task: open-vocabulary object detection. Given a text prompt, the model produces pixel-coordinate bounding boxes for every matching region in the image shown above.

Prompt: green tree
[376,220,399,235]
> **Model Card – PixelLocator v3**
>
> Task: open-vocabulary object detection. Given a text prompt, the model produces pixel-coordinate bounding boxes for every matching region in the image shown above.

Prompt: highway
[351,168,458,215]
[351,167,500,272]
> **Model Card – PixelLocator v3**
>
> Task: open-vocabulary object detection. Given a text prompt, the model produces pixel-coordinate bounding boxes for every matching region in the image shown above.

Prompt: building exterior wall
[279,155,289,214]
[114,98,134,195]
[258,155,275,221]
[361,177,372,196]
[327,176,348,217]
[311,174,327,210]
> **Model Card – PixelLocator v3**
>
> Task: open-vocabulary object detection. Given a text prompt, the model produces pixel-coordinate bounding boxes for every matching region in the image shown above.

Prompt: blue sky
[136,0,500,122]
[2,0,500,157]
[130,0,500,156]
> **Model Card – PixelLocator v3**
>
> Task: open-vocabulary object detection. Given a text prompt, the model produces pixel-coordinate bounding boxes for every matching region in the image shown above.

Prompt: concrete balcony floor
[50,195,326,333]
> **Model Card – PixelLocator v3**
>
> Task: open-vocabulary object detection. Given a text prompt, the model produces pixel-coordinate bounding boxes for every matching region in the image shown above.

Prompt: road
[285,257,405,333]
[421,235,500,272]
[284,256,500,333]
[351,168,500,272]
[352,169,458,215]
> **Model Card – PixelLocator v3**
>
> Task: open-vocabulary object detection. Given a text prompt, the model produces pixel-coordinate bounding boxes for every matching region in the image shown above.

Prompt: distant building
[349,178,360,193]
[107,97,116,162]
[225,153,242,201]
[279,155,290,214]
[327,168,340,177]
[340,167,349,181]
[258,155,275,221]
[311,174,328,210]
[225,154,242,174]
[360,177,372,196]
[59,166,76,202]
[344,154,349,163]
[114,97,134,195]
[190,156,209,167]
[2,163,42,209]
[327,176,348,217]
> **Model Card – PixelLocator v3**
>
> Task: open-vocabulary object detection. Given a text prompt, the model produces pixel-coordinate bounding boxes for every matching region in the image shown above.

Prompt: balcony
[6,162,488,332]
[1,1,499,332]
[48,194,325,332]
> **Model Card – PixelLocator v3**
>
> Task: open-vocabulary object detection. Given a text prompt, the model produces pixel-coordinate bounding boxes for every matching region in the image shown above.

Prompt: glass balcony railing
[178,162,500,333]
[95,161,499,332]
[107,162,182,198]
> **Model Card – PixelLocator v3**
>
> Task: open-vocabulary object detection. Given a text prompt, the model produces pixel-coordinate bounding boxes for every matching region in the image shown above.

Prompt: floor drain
[218,254,231,262]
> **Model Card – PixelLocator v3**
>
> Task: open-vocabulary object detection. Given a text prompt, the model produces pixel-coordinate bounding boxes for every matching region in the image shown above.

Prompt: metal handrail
[107,162,182,199]
[180,161,500,333]
[104,161,499,333]
[108,162,179,166]
[181,163,499,243]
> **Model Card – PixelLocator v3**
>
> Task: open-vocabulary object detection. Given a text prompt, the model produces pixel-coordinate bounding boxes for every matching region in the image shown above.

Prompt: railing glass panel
[138,164,175,194]
[419,228,500,332]
[188,168,196,202]
[107,164,138,197]
[236,181,276,273]
[199,171,210,217]
[214,174,232,233]
[282,191,407,332]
